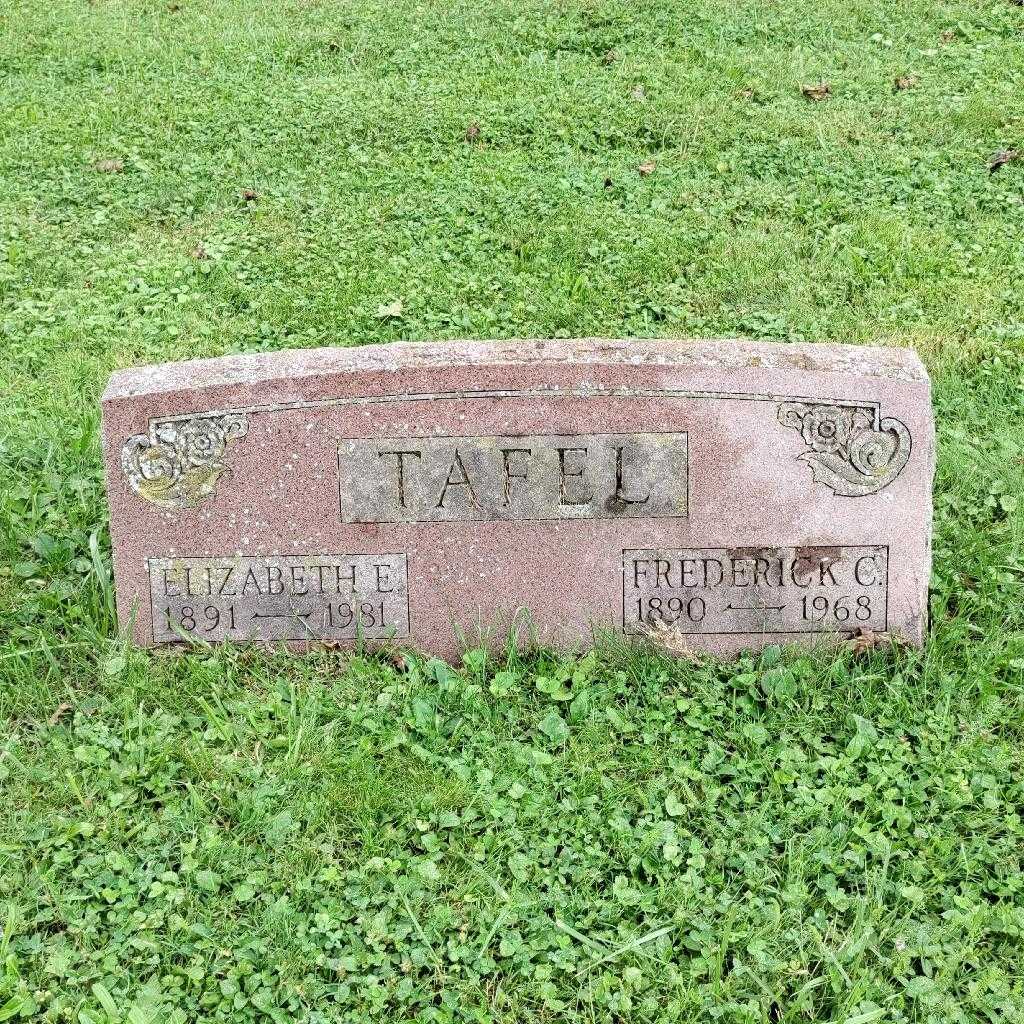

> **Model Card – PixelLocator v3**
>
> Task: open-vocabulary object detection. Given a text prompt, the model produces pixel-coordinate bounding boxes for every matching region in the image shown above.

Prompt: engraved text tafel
[339,432,688,523]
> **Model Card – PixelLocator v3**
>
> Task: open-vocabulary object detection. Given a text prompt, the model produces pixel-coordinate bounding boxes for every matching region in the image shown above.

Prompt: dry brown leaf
[375,298,404,319]
[464,122,481,143]
[848,628,896,657]
[801,82,832,101]
[241,188,258,202]
[637,160,656,176]
[643,619,703,663]
[95,158,124,173]
[989,148,1021,173]
[894,74,919,91]
[48,702,73,726]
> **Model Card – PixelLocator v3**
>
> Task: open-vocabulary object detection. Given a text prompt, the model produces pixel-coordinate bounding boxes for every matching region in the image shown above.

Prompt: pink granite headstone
[101,338,934,657]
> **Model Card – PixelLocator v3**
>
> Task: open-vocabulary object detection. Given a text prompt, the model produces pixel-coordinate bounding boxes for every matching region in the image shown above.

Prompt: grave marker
[102,338,934,656]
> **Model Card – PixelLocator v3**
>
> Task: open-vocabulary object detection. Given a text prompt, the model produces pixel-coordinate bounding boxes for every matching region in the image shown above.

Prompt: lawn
[2,0,1024,1020]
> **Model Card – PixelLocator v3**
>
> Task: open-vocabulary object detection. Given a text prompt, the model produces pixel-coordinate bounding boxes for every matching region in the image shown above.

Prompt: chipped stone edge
[102,338,930,403]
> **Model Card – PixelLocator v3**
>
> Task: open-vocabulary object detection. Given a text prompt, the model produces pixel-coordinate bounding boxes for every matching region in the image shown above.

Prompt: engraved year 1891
[149,554,410,643]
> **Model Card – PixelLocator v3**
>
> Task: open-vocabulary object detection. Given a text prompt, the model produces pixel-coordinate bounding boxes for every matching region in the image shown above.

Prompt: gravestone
[101,338,934,657]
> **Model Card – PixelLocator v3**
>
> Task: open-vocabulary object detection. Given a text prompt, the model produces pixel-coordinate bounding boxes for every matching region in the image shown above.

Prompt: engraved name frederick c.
[624,546,889,636]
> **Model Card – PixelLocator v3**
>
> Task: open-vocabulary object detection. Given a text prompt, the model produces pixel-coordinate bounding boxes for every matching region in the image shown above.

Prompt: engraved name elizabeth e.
[149,554,410,642]
[624,546,889,635]
[338,432,688,523]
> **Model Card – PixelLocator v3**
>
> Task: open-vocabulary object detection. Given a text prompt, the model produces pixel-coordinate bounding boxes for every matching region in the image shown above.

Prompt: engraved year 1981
[148,554,410,642]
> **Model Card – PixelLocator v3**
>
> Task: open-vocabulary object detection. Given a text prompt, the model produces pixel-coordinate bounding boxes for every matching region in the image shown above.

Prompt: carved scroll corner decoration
[777,401,910,497]
[121,413,248,510]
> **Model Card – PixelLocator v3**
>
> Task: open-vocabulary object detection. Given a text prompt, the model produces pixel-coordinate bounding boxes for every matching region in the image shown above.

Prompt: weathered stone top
[103,338,928,401]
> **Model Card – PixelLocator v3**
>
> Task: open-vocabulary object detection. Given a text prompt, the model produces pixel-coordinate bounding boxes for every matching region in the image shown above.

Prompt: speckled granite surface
[102,338,934,656]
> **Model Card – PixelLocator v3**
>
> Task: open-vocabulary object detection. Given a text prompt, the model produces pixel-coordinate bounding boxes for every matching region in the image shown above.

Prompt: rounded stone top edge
[101,337,929,402]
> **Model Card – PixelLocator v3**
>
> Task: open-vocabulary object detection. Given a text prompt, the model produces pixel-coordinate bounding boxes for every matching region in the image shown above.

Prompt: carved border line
[122,388,910,508]
[148,386,884,423]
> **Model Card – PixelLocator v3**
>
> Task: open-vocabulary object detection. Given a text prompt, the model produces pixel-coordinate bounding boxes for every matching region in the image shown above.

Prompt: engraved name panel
[339,432,688,523]
[149,554,409,642]
[623,545,888,636]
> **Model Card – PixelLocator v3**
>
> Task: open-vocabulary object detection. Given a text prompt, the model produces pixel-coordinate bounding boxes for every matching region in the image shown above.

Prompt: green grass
[1,0,1024,1020]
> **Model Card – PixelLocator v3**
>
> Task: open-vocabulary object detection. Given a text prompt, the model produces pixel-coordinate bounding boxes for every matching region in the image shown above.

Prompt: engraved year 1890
[624,546,889,636]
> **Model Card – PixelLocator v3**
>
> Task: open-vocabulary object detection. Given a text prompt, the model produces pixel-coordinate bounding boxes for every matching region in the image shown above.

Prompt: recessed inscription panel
[149,554,409,643]
[339,432,688,523]
[623,546,888,636]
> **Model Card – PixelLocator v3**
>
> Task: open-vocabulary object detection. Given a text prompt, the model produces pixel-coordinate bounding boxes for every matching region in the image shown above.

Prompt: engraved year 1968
[624,546,888,636]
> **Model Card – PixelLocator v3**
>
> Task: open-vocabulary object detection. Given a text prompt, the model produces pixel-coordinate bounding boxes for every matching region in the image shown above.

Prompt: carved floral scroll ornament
[777,402,910,497]
[121,413,248,509]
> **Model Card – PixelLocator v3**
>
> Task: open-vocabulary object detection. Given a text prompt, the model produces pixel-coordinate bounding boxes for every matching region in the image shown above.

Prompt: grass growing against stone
[1,0,1024,1021]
